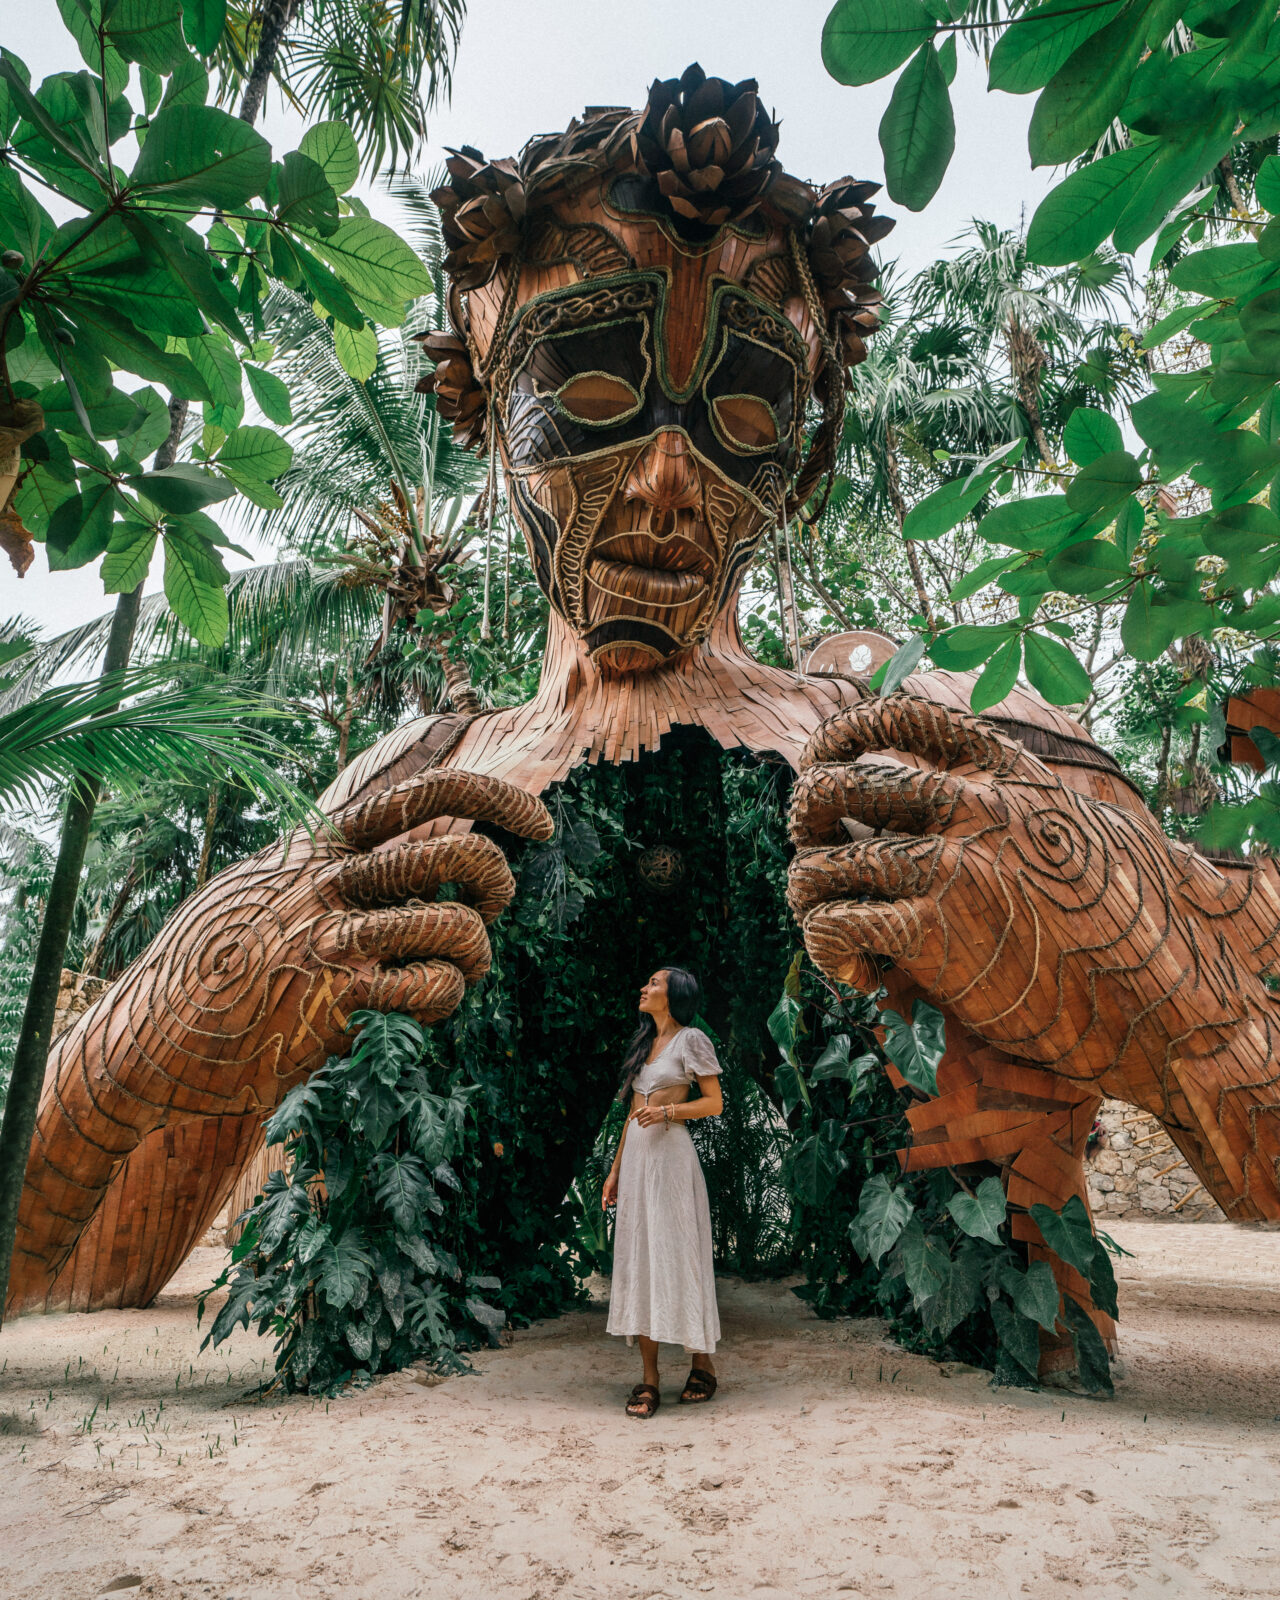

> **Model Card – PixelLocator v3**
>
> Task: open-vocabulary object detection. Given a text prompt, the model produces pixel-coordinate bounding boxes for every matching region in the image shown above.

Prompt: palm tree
[217,0,466,170]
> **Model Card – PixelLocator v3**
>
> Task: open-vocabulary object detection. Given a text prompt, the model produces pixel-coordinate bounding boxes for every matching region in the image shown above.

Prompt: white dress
[606,1026,722,1355]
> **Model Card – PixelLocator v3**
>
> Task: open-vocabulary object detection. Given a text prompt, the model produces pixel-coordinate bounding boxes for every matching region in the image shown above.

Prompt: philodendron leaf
[991,1300,1042,1385]
[894,1215,950,1305]
[1060,1295,1113,1395]
[849,1172,914,1266]
[946,1175,1008,1246]
[880,998,947,1095]
[783,1120,849,1208]
[996,1257,1062,1334]
[1028,1194,1097,1277]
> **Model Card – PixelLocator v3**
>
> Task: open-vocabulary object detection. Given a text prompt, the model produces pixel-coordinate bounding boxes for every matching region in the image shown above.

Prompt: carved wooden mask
[461,178,825,674]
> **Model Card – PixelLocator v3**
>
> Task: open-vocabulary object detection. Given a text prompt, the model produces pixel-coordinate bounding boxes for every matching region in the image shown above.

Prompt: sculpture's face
[468,183,822,673]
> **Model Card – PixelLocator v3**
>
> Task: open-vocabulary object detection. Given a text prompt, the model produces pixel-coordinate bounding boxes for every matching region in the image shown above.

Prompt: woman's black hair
[616,966,701,1101]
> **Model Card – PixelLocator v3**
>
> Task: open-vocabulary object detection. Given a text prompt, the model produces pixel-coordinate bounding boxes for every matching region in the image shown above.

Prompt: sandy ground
[2,1221,1278,1600]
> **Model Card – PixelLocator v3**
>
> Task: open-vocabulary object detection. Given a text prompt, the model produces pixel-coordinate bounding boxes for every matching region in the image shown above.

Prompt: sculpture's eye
[555,372,641,426]
[710,393,779,452]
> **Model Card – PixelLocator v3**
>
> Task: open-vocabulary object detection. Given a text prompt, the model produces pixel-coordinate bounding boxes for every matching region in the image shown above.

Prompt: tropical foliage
[819,0,1280,849]
[200,1009,503,1393]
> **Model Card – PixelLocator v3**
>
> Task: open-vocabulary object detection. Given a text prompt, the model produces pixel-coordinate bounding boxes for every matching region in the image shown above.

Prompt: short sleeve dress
[606,1026,723,1355]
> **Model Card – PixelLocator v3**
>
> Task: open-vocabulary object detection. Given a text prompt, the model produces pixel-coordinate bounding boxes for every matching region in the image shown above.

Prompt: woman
[602,966,724,1418]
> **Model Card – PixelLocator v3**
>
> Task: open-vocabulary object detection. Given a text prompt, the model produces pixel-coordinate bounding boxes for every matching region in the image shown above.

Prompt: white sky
[2,0,1055,644]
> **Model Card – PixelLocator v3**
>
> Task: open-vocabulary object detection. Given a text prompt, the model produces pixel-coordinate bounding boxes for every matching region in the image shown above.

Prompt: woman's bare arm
[634,1075,723,1126]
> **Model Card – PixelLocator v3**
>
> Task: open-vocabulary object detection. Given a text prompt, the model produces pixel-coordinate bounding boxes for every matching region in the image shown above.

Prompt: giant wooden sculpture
[9,70,1278,1372]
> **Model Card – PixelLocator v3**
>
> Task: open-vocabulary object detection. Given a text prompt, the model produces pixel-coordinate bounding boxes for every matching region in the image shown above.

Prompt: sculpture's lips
[586,557,707,609]
[592,529,715,578]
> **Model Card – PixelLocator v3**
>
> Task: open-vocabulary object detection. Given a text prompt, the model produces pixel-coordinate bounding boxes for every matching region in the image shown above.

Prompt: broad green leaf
[102,0,188,72]
[159,50,209,110]
[1170,241,1275,301]
[1113,117,1238,255]
[946,1175,1007,1246]
[101,519,158,591]
[996,1257,1061,1333]
[850,1173,914,1266]
[183,0,227,55]
[243,362,293,424]
[1065,450,1142,518]
[126,463,236,513]
[130,105,271,209]
[334,319,378,381]
[277,150,339,236]
[1060,1295,1113,1395]
[1028,1194,1097,1277]
[0,166,56,261]
[929,622,1017,670]
[56,0,130,99]
[1046,537,1131,595]
[298,120,360,193]
[971,635,1022,710]
[873,635,926,693]
[12,464,77,535]
[46,477,116,569]
[1027,6,1148,167]
[894,1216,949,1304]
[821,0,935,86]
[216,424,292,482]
[1023,630,1092,704]
[783,1120,849,1208]
[1258,154,1280,214]
[64,299,212,401]
[1063,405,1123,466]
[164,528,229,644]
[879,42,955,211]
[1025,142,1158,265]
[918,1249,982,1338]
[300,216,434,325]
[1140,302,1206,352]
[290,239,366,329]
[185,331,243,417]
[948,552,1020,602]
[1190,428,1279,507]
[73,259,207,338]
[316,1225,373,1311]
[1239,288,1280,364]
[121,212,247,343]
[880,997,945,1096]
[767,992,802,1056]
[991,1300,1041,1385]
[975,493,1084,552]
[988,0,1123,94]
[900,438,1025,542]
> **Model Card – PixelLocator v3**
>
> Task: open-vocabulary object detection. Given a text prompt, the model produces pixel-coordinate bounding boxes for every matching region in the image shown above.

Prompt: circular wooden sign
[803,630,899,679]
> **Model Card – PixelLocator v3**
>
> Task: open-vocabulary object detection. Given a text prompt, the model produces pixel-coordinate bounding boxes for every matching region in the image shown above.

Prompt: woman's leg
[691,1350,715,1374]
[638,1335,661,1388]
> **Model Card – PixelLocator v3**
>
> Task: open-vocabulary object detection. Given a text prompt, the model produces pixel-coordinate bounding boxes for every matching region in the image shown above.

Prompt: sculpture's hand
[10,768,552,1309]
[785,697,1249,1079]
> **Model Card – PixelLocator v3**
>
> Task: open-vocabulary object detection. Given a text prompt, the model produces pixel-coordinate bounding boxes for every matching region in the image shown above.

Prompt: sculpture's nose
[623,429,701,513]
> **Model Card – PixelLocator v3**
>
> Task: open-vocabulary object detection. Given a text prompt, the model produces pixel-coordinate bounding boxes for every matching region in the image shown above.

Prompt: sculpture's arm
[7,764,551,1315]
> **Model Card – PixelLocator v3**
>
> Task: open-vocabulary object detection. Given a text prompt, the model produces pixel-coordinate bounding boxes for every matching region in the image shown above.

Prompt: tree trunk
[884,430,937,633]
[237,0,299,126]
[431,634,481,714]
[195,783,220,891]
[0,397,186,1323]
[1007,313,1056,469]
[83,866,139,979]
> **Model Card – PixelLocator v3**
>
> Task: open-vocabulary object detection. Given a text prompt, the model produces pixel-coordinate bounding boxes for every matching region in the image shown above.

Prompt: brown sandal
[626,1383,660,1419]
[679,1367,717,1404]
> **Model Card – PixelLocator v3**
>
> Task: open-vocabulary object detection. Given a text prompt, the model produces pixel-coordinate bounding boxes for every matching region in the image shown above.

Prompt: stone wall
[1086,1098,1223,1222]
[51,969,108,1044]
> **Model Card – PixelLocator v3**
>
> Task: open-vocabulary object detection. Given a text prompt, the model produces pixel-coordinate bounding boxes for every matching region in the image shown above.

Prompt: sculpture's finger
[787,836,956,922]
[800,696,1025,776]
[362,959,467,1022]
[334,769,554,851]
[322,834,516,925]
[316,902,492,984]
[789,760,987,848]
[801,896,941,994]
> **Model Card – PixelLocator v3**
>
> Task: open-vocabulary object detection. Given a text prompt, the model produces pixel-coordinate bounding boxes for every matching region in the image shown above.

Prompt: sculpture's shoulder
[320,714,473,812]
[896,668,1148,814]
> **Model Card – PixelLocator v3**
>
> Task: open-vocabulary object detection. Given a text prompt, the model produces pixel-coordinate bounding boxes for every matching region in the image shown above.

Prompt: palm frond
[0,672,320,827]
